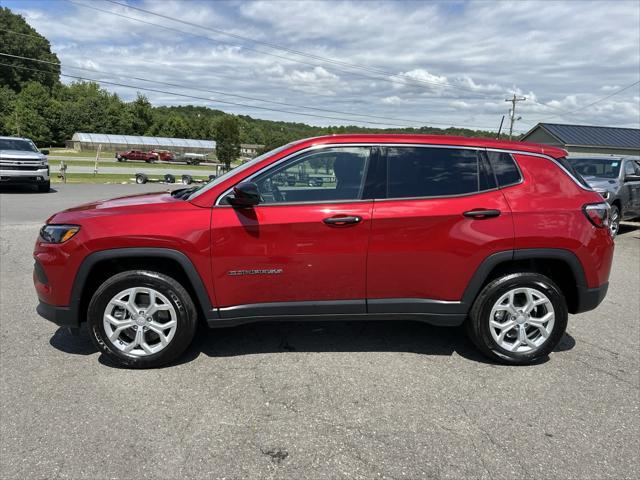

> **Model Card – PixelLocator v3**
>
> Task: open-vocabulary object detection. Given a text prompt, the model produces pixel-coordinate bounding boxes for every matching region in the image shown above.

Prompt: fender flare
[460,248,588,308]
[69,247,217,325]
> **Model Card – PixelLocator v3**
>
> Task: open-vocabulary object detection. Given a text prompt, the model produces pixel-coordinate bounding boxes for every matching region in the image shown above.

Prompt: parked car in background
[115,150,158,163]
[34,134,614,368]
[567,156,640,236]
[0,136,50,192]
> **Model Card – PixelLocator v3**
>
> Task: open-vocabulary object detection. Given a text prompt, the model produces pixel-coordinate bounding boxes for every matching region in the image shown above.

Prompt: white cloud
[8,0,639,131]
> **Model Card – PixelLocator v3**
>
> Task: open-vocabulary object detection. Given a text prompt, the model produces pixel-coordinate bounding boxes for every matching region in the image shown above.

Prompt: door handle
[323,215,362,226]
[463,209,501,219]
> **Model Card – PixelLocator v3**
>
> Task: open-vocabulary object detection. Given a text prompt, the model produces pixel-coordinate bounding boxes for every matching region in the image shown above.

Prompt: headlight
[595,190,610,200]
[39,224,80,243]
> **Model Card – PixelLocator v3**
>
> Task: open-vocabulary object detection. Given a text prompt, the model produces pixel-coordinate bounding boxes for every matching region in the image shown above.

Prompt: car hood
[582,176,619,191]
[47,191,189,223]
[0,149,47,161]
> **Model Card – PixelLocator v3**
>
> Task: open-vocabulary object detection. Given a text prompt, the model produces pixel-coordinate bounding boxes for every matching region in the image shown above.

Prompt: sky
[3,0,640,133]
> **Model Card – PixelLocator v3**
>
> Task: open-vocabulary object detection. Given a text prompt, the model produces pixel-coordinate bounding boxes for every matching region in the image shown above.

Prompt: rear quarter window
[486,151,522,187]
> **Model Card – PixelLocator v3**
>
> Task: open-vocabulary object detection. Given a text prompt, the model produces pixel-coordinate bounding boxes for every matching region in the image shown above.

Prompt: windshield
[187,143,296,200]
[566,158,622,179]
[0,138,39,153]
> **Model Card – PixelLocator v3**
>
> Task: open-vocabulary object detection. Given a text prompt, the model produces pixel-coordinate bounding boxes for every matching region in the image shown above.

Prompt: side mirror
[227,181,261,207]
[40,149,49,155]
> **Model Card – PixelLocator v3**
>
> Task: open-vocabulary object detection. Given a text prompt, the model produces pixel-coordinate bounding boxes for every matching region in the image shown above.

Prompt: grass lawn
[54,159,219,172]
[52,172,212,184]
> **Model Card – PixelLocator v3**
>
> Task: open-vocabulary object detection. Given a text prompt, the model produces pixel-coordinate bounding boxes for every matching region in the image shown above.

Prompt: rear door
[211,146,375,317]
[366,146,514,311]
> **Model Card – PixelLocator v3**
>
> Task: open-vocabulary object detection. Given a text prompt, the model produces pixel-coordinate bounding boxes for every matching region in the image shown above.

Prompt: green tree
[0,8,60,93]
[0,86,16,135]
[128,94,154,135]
[7,82,59,145]
[214,115,241,169]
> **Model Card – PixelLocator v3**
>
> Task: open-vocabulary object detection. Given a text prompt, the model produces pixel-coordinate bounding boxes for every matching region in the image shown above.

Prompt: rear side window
[386,147,486,198]
[487,151,522,187]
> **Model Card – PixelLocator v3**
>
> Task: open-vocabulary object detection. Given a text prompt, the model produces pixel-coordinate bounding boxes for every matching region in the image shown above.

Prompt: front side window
[251,147,370,204]
[386,147,484,198]
[624,161,636,176]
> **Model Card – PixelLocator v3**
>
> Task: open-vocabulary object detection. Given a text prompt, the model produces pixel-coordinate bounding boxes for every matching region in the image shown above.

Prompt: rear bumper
[575,282,609,314]
[36,302,77,327]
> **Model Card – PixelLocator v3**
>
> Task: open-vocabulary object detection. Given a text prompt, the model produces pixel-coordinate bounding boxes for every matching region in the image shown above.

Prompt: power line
[101,0,570,115]
[103,0,489,96]
[67,0,504,101]
[530,80,640,122]
[0,51,508,130]
[2,61,514,130]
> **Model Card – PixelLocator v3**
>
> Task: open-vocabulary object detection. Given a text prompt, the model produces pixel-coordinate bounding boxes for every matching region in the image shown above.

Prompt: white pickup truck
[0,136,50,192]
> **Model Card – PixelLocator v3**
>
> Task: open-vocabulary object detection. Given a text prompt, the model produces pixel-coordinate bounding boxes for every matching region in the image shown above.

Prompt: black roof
[525,123,640,149]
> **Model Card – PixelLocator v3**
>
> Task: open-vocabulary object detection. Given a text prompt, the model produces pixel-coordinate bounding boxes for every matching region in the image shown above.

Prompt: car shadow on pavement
[0,185,58,194]
[618,222,640,236]
[49,320,576,368]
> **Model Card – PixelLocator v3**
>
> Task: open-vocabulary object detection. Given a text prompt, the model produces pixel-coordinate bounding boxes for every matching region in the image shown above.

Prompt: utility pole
[505,94,526,140]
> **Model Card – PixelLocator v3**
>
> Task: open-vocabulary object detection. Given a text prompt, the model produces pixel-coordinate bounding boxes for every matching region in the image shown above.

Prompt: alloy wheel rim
[103,287,177,357]
[610,210,619,236]
[489,287,555,354]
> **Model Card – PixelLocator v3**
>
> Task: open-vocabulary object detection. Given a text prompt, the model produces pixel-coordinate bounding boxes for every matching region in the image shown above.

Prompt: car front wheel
[466,273,568,365]
[609,205,620,237]
[87,270,198,368]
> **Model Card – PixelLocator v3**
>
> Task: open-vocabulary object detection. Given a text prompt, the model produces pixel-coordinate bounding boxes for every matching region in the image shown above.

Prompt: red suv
[115,150,157,163]
[34,135,614,368]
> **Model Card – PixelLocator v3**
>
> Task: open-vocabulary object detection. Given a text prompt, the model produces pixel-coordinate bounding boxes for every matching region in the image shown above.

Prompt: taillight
[583,203,610,229]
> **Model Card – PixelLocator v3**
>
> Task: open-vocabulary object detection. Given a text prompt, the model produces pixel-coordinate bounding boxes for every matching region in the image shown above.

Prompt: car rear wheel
[87,271,198,368]
[466,272,568,365]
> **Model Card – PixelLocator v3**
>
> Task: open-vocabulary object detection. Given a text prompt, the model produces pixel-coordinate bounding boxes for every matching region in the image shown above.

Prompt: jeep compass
[33,134,614,368]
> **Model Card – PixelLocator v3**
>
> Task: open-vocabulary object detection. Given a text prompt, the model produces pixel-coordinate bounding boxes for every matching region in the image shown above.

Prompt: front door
[624,160,640,214]
[211,146,374,317]
[366,146,515,312]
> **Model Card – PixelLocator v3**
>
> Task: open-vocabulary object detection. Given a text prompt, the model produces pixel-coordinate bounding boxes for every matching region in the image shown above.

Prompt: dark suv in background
[567,156,640,236]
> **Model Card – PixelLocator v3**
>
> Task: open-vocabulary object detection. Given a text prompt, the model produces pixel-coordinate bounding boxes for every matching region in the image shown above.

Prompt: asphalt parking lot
[1,184,638,480]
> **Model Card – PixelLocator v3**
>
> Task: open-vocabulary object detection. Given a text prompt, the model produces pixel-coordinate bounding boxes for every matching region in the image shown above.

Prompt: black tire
[135,173,147,184]
[181,174,193,185]
[37,181,50,193]
[609,204,620,237]
[164,174,175,184]
[87,271,198,368]
[466,272,568,365]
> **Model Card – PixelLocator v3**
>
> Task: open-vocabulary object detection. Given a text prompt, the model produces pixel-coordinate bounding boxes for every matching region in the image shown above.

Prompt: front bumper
[0,167,50,184]
[575,282,609,313]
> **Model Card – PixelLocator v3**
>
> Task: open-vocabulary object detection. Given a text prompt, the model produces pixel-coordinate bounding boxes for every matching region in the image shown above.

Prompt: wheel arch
[72,248,217,326]
[462,249,587,314]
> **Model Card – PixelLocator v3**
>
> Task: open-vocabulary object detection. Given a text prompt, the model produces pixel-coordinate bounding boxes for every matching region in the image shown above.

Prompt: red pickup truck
[115,150,158,163]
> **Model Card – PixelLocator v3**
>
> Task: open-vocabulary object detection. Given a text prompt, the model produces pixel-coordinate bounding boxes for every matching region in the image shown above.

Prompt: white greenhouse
[68,132,216,154]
